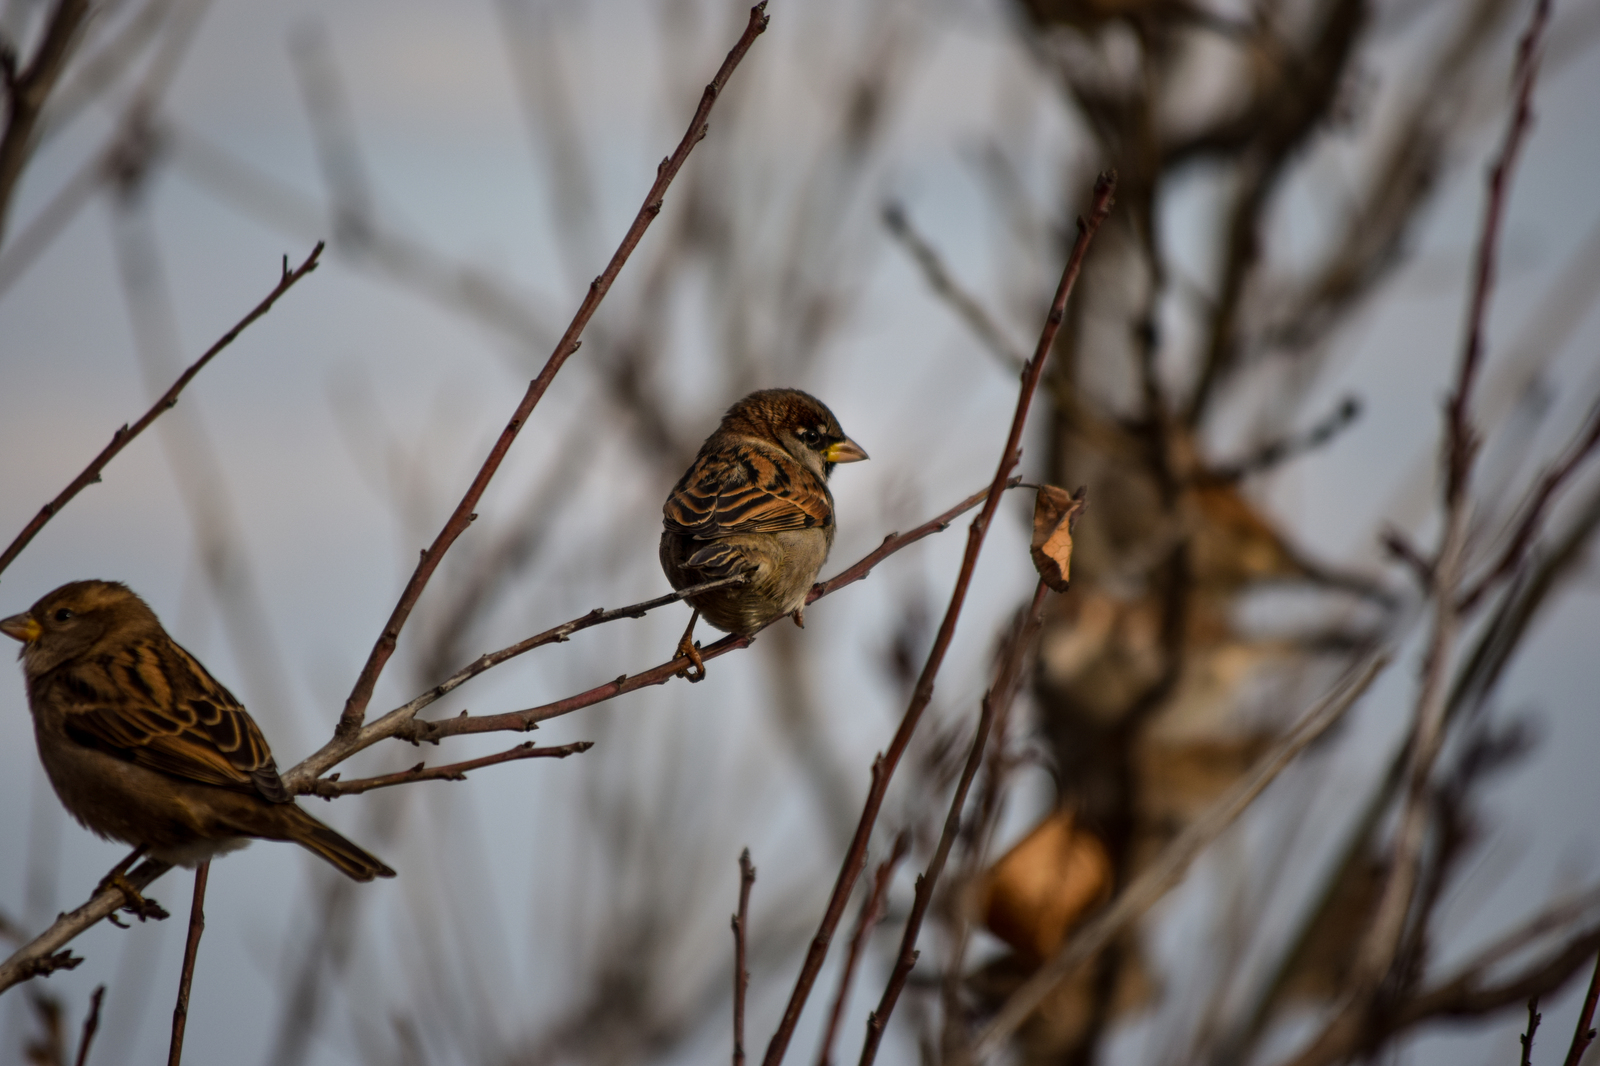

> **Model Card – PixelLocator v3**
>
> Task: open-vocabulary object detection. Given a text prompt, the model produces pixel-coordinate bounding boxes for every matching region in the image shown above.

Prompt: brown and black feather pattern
[4,580,394,881]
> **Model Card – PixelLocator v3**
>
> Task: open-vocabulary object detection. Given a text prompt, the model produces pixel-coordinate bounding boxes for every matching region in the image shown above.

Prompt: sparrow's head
[1,580,161,677]
[720,389,869,480]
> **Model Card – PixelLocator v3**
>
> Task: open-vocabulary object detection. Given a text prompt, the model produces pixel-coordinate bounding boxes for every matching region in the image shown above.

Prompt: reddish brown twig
[166,860,209,1066]
[74,984,105,1066]
[817,833,909,1066]
[1444,0,1550,506]
[0,242,324,578]
[378,479,1020,750]
[308,740,592,797]
[1459,401,1600,613]
[734,849,757,1066]
[333,2,771,739]
[758,171,1117,1066]
[860,580,1051,1066]
[1563,951,1600,1066]
[1352,0,1552,1006]
[1520,998,1541,1066]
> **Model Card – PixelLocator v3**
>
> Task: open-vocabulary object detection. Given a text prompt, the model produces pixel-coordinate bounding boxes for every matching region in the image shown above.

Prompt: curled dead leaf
[975,808,1111,963]
[1031,485,1088,592]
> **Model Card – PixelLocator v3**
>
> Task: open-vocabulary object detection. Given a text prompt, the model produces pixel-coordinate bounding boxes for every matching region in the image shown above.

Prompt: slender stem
[0,243,324,578]
[860,581,1050,1066]
[734,849,757,1066]
[1520,998,1541,1066]
[73,985,106,1066]
[759,171,1118,1066]
[166,861,210,1066]
[818,834,909,1066]
[334,2,771,739]
[307,740,592,797]
[1563,951,1600,1066]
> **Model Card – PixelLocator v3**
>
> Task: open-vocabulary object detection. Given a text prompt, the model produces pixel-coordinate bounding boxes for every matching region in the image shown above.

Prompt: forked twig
[333,2,772,739]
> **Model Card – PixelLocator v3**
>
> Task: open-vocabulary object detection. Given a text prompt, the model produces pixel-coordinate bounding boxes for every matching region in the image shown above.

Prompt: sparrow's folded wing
[57,639,289,803]
[664,445,831,538]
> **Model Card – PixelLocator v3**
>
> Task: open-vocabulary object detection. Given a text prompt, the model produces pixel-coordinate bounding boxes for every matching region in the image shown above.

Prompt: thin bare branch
[1352,0,1552,1004]
[0,241,325,578]
[969,654,1389,1060]
[734,849,756,1066]
[818,833,908,1066]
[1520,998,1541,1066]
[1564,951,1600,1066]
[165,861,208,1066]
[882,201,1027,374]
[73,985,105,1066]
[760,170,1118,1066]
[333,2,771,739]
[307,741,592,798]
[860,580,1051,1066]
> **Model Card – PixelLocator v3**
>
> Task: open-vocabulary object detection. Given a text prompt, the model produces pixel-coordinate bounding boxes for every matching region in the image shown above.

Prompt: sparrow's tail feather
[282,806,396,881]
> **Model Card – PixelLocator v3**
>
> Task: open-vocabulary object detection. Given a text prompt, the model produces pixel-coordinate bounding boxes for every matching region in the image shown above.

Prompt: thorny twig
[333,2,771,740]
[1520,998,1541,1066]
[0,242,325,578]
[759,171,1118,1066]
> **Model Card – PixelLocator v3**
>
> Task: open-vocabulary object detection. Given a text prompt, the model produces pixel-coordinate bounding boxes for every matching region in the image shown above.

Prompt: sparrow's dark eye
[799,427,821,446]
[53,608,73,622]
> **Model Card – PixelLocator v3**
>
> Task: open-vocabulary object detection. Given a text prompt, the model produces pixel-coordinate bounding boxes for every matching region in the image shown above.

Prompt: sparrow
[1,580,395,909]
[660,389,868,680]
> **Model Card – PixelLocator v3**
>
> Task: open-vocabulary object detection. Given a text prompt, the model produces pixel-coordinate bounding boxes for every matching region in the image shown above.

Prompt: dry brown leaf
[1031,485,1088,592]
[976,808,1112,963]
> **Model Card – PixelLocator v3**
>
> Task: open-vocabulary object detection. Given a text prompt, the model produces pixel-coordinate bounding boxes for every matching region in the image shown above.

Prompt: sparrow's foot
[673,609,706,683]
[790,606,806,628]
[97,870,169,924]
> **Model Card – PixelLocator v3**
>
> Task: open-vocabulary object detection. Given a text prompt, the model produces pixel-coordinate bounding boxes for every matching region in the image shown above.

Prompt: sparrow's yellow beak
[826,437,869,464]
[0,612,41,644]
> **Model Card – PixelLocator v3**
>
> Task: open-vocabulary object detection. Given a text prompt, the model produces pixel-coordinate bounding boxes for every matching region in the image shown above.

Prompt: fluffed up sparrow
[660,388,868,680]
[1,581,396,896]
